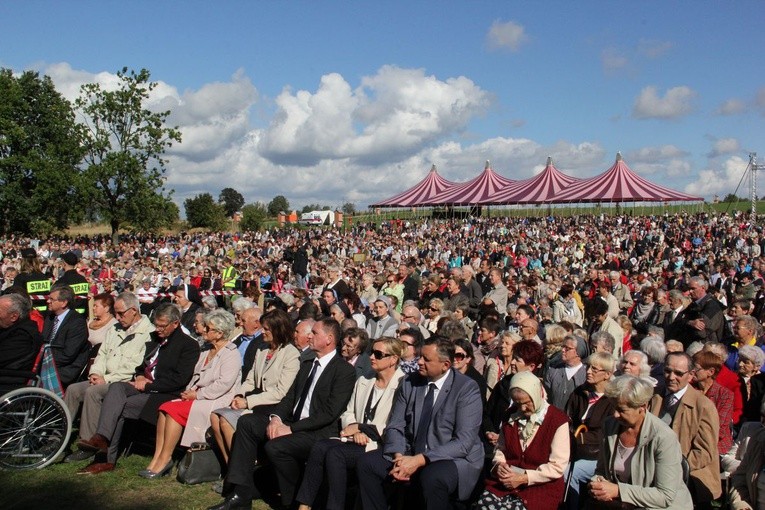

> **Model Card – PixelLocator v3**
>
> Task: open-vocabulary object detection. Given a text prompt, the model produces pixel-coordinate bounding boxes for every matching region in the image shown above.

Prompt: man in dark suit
[76,303,199,474]
[42,285,89,387]
[235,307,263,383]
[399,263,419,304]
[208,318,355,510]
[357,335,484,510]
[0,293,43,393]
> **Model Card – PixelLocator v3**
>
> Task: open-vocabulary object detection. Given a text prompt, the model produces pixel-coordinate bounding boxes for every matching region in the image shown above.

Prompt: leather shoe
[138,460,174,479]
[64,449,95,463]
[206,494,253,510]
[77,462,115,475]
[77,434,109,453]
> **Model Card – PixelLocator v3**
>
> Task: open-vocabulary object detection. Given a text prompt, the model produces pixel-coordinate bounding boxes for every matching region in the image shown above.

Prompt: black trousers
[226,407,318,507]
[357,449,460,510]
[94,382,150,464]
[295,438,366,510]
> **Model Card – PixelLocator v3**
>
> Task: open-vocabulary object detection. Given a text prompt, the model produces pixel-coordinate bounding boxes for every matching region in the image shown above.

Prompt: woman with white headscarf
[474,371,570,510]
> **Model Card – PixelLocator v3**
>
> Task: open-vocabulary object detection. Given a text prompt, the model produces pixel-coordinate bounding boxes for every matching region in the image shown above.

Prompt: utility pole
[751,153,758,225]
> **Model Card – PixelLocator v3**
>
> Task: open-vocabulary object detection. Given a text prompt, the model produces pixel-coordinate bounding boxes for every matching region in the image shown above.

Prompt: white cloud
[258,66,491,166]
[757,86,765,114]
[627,144,689,163]
[637,39,673,58]
[707,137,740,159]
[684,155,749,197]
[715,98,746,116]
[486,20,528,52]
[601,48,629,72]
[632,85,697,119]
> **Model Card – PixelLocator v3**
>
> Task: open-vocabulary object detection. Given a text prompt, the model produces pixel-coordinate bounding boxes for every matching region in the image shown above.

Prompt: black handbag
[176,442,221,485]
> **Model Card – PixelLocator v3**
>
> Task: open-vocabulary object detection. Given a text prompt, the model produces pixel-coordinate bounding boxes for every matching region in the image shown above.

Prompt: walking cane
[562,424,588,506]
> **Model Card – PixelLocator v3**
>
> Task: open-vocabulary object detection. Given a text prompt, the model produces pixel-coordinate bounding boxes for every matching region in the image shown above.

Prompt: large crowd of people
[1,209,765,509]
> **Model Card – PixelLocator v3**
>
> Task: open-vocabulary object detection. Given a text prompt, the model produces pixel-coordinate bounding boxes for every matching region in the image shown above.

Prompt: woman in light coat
[296,336,404,510]
[140,309,241,478]
[589,375,693,509]
[210,309,300,463]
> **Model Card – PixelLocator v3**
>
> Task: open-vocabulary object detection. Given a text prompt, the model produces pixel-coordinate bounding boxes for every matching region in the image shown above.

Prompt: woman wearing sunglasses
[296,336,405,510]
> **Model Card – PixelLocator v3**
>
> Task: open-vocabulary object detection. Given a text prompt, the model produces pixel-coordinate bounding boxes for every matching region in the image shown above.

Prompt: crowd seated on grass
[3,210,765,508]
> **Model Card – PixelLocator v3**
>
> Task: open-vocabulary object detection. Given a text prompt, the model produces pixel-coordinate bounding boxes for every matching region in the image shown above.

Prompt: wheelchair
[0,347,73,470]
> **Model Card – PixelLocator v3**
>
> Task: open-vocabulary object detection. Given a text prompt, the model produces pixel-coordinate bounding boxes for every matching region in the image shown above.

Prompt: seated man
[0,294,43,393]
[75,303,199,474]
[42,285,89,387]
[357,335,484,510]
[63,292,154,462]
[208,318,355,510]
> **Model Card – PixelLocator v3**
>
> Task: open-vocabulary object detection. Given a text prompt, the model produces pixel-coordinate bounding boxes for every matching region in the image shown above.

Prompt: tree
[341,202,356,215]
[722,193,745,203]
[240,202,267,231]
[219,187,244,217]
[75,67,181,243]
[184,193,227,230]
[0,69,84,235]
[267,195,290,217]
[300,203,325,214]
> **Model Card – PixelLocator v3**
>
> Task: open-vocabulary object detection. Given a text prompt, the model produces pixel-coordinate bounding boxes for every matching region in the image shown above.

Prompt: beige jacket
[243,343,300,409]
[89,315,154,383]
[649,386,722,500]
[340,368,404,452]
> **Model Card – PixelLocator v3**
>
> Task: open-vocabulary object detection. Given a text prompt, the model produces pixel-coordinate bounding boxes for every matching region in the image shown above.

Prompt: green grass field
[0,453,275,510]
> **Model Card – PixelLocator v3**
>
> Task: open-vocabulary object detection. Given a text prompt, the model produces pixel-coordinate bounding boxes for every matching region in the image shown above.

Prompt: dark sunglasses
[663,367,689,377]
[371,350,394,360]
[453,352,466,361]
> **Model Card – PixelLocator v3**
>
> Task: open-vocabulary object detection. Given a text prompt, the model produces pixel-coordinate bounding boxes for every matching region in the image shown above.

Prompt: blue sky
[2,1,764,210]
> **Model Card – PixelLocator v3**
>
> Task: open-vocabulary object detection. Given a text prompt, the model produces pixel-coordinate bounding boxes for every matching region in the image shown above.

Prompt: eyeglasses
[154,321,177,331]
[115,308,135,317]
[453,352,467,361]
[429,307,440,312]
[371,350,393,360]
[587,365,607,373]
[561,345,576,352]
[663,367,690,377]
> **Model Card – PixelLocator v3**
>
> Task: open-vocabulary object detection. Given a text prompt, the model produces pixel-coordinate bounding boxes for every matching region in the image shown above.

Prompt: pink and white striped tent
[422,161,516,206]
[491,157,583,204]
[370,164,456,208]
[554,153,702,203]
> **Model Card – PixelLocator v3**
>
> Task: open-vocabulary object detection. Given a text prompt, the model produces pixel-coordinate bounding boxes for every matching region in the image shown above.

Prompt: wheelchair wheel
[0,387,72,470]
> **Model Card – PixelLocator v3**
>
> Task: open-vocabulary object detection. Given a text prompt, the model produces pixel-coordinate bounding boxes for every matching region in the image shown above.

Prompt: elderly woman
[210,309,300,463]
[692,350,734,455]
[295,337,404,510]
[485,339,546,445]
[140,309,241,478]
[630,286,660,334]
[485,331,521,398]
[588,375,693,509]
[475,371,570,510]
[737,344,765,422]
[544,324,568,370]
[618,350,652,378]
[563,352,616,509]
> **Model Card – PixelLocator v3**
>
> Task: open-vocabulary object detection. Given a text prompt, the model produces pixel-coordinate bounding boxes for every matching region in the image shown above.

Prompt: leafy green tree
[240,202,267,231]
[300,203,326,214]
[341,202,356,215]
[0,69,84,235]
[267,195,290,217]
[722,193,744,203]
[185,193,227,230]
[219,187,244,217]
[75,67,181,242]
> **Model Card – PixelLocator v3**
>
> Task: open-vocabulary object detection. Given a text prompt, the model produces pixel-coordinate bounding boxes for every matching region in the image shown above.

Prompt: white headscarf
[508,371,549,441]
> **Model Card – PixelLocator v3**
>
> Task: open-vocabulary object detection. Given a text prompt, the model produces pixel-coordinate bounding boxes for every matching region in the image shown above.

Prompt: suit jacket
[339,368,404,451]
[383,369,484,501]
[42,309,89,386]
[402,276,419,304]
[543,364,587,411]
[136,327,200,424]
[298,346,316,363]
[272,351,356,438]
[0,318,43,392]
[351,352,375,379]
[597,413,694,509]
[242,343,300,409]
[649,386,722,499]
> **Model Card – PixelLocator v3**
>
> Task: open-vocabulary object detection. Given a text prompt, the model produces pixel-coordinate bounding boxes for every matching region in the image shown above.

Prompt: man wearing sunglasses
[649,351,721,509]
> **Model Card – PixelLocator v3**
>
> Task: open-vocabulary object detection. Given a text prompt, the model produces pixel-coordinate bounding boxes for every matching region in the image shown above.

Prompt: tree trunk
[111,219,120,245]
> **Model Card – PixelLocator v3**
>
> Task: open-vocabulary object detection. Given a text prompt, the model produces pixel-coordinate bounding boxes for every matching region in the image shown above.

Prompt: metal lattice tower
[751,153,758,225]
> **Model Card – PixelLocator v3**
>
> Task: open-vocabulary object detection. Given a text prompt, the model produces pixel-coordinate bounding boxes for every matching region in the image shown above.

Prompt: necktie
[293,360,320,422]
[48,316,60,343]
[414,383,436,453]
